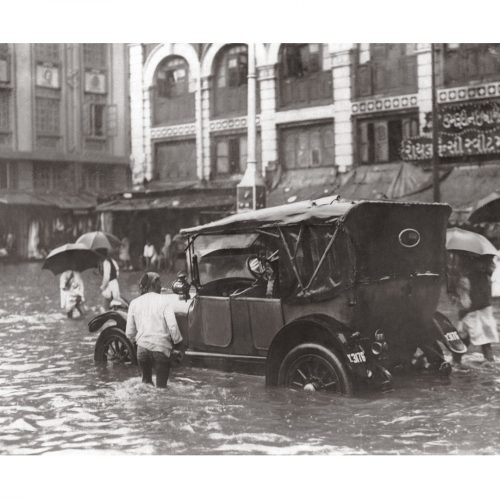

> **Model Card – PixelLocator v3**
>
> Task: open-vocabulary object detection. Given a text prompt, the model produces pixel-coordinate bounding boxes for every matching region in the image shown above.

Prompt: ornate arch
[143,43,200,87]
[201,43,268,77]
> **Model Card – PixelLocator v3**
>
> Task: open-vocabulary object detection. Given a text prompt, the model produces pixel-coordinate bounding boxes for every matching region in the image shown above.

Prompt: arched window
[153,56,195,125]
[278,44,332,109]
[213,44,248,117]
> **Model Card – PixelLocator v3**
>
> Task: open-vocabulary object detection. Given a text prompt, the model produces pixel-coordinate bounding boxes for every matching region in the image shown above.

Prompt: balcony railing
[278,71,332,109]
[152,90,196,126]
[213,85,248,118]
[444,44,500,86]
[355,56,417,98]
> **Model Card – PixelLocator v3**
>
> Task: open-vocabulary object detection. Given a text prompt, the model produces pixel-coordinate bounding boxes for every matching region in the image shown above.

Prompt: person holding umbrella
[60,269,85,319]
[97,248,121,311]
[42,243,100,318]
[447,228,499,365]
[76,231,122,311]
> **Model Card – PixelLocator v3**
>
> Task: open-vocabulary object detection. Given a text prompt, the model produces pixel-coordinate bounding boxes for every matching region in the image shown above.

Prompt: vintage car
[89,197,467,394]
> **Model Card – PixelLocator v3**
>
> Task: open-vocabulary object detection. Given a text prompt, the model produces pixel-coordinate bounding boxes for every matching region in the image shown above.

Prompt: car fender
[88,310,127,334]
[431,311,467,354]
[266,314,369,383]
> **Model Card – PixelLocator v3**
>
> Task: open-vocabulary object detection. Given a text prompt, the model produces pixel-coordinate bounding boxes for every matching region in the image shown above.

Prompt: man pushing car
[125,272,184,388]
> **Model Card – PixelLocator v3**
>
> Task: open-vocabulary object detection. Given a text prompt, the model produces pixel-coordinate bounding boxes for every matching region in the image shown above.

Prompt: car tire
[94,327,137,365]
[277,343,353,394]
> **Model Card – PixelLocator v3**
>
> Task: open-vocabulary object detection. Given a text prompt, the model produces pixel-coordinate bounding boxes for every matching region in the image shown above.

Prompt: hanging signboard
[36,63,60,89]
[400,98,500,161]
[400,136,432,161]
[84,70,107,94]
[438,99,500,157]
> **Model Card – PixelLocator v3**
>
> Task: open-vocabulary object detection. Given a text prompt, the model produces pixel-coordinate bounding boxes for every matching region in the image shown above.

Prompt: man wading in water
[125,272,184,388]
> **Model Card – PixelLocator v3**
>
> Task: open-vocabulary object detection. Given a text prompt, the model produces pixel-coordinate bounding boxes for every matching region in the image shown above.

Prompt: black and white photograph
[2,1,500,498]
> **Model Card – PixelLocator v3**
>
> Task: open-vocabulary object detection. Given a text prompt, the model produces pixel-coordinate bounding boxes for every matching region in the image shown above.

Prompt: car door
[188,295,232,350]
[230,296,284,354]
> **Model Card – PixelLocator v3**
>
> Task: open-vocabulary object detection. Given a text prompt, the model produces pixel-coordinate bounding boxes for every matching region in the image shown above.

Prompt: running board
[185,350,265,362]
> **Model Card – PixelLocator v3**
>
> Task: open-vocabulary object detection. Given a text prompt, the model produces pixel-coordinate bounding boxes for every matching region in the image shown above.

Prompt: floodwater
[1,263,500,455]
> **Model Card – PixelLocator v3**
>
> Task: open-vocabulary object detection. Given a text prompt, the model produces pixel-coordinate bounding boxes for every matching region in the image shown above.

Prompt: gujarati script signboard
[400,98,500,161]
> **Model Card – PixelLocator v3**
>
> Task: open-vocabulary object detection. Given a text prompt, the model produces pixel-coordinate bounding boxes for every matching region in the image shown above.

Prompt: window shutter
[9,162,18,189]
[357,64,372,97]
[358,122,369,164]
[106,104,117,137]
[82,102,91,136]
[374,121,389,163]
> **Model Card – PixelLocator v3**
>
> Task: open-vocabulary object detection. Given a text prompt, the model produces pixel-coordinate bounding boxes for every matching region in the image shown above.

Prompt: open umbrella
[76,231,121,252]
[42,243,101,275]
[446,227,498,256]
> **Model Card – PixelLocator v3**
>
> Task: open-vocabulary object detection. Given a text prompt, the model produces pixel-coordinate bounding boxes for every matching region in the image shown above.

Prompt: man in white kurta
[125,272,183,388]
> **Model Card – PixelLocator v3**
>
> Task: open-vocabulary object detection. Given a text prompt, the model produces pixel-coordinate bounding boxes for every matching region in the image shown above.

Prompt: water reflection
[0,263,499,454]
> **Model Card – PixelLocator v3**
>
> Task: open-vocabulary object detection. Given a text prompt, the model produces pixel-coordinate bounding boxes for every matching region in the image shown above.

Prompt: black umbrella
[42,243,101,275]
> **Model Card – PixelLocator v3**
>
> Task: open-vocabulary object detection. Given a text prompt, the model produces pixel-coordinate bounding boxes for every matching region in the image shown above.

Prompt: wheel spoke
[296,368,307,381]
[323,380,338,389]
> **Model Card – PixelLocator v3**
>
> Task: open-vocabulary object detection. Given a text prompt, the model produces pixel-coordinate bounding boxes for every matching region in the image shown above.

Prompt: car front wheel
[277,343,353,394]
[94,327,137,365]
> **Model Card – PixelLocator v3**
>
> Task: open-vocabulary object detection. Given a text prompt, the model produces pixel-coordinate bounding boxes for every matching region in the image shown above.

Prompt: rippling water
[1,263,500,455]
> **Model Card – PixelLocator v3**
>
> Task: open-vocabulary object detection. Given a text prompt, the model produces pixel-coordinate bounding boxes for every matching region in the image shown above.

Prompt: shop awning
[337,162,435,200]
[34,193,97,210]
[96,192,235,212]
[0,192,53,207]
[400,163,500,223]
[267,166,340,206]
[403,163,500,205]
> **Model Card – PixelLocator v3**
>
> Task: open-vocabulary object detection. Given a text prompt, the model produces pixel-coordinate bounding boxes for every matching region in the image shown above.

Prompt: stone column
[416,43,433,135]
[237,44,265,211]
[129,43,147,185]
[331,44,354,172]
[247,43,257,176]
[195,73,203,180]
[200,76,211,179]
[258,64,277,175]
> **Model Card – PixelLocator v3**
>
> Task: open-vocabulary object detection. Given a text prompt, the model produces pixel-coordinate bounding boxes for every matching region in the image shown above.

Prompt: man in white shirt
[97,249,121,311]
[125,272,183,388]
[143,240,158,270]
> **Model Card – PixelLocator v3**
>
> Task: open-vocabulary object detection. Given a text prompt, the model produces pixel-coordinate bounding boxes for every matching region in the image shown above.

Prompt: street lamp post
[237,43,265,212]
[431,43,441,203]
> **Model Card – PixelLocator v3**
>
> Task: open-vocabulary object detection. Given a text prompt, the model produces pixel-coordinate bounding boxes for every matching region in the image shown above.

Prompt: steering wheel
[246,255,266,278]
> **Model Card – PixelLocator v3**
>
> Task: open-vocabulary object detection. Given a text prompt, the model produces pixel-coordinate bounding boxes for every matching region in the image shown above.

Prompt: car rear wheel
[277,343,353,394]
[94,328,137,365]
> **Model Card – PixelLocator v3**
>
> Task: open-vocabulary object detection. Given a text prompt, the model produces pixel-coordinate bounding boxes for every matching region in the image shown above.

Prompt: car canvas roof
[182,197,448,236]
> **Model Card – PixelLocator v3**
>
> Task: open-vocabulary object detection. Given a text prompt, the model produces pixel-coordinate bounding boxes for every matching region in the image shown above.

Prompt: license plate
[347,351,366,363]
[445,331,460,342]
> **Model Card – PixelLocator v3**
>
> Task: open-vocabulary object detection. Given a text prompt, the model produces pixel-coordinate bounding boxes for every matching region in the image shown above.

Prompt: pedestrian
[143,239,158,270]
[60,269,85,319]
[125,272,184,388]
[171,232,186,273]
[97,248,121,311]
[119,236,132,271]
[449,252,498,366]
[159,233,172,271]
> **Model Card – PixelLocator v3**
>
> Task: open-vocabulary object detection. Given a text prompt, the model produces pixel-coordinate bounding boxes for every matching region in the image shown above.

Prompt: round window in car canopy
[398,228,421,248]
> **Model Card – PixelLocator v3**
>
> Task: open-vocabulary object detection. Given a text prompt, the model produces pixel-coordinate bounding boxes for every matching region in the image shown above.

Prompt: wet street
[0,262,500,455]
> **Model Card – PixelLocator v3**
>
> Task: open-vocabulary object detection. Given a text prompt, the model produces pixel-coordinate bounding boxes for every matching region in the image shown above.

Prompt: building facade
[110,43,500,260]
[0,43,130,259]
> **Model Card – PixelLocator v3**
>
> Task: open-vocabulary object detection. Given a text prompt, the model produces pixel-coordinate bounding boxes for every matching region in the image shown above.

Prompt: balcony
[152,90,196,126]
[355,57,417,98]
[213,85,248,118]
[278,71,332,109]
[444,44,500,87]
